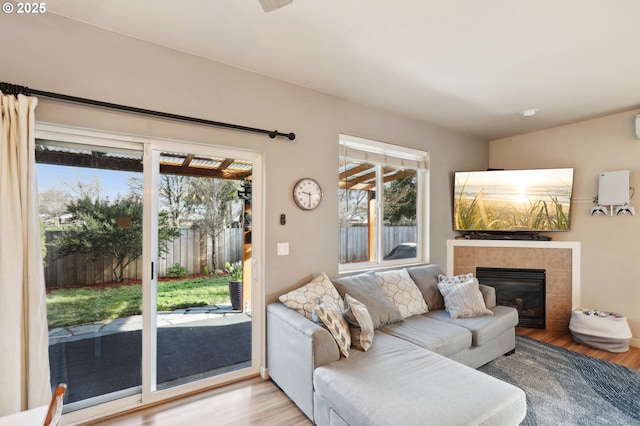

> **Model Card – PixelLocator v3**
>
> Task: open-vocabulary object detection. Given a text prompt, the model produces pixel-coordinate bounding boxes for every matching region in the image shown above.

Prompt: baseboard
[260,366,269,380]
[630,337,640,348]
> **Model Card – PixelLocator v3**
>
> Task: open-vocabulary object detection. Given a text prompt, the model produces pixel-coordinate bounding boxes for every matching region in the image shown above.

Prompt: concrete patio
[48,304,244,345]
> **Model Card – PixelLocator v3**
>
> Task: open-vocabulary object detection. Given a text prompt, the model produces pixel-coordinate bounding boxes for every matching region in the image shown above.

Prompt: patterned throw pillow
[343,294,374,351]
[437,278,494,319]
[313,302,351,357]
[438,273,474,284]
[279,273,342,321]
[376,269,428,318]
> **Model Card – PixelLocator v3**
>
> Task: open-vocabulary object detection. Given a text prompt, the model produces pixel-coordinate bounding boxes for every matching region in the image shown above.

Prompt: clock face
[293,178,322,210]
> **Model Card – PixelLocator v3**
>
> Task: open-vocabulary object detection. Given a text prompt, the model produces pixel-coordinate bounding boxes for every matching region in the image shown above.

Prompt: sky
[36,163,140,200]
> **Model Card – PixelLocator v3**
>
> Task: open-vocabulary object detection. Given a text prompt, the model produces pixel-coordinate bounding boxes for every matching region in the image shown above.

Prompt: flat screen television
[453,168,574,233]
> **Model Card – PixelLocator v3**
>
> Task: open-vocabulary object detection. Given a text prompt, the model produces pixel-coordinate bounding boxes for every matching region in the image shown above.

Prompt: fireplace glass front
[476,267,546,329]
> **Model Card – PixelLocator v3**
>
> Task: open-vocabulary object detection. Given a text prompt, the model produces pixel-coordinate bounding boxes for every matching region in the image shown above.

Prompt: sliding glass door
[39,140,145,408]
[36,124,261,419]
[152,149,252,390]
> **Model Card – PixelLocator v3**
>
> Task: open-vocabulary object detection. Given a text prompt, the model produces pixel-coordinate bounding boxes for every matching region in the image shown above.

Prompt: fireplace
[448,239,580,331]
[476,267,546,329]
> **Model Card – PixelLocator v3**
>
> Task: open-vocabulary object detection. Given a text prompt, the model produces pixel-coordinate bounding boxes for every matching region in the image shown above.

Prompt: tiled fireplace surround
[446,240,581,331]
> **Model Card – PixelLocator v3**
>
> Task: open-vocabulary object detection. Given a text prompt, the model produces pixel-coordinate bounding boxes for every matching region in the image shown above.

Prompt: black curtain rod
[0,82,296,141]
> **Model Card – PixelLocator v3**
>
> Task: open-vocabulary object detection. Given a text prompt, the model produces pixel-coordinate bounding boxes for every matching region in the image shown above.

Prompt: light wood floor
[89,377,312,426]
[515,328,640,370]
[87,329,639,426]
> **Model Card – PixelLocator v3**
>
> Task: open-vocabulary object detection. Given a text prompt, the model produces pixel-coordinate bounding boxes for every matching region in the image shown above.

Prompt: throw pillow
[343,294,374,351]
[438,273,474,284]
[375,269,428,318]
[437,278,494,319]
[407,264,446,310]
[313,302,351,357]
[333,272,403,329]
[279,273,342,322]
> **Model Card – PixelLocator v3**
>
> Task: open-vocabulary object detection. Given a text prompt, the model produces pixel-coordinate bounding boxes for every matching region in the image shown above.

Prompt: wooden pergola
[35,143,253,180]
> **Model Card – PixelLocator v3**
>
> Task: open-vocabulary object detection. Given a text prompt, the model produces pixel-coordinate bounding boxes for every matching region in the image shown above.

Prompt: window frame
[338,134,429,273]
[35,122,264,423]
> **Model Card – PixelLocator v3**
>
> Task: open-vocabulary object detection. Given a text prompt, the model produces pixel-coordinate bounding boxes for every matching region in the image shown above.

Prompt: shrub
[167,263,188,278]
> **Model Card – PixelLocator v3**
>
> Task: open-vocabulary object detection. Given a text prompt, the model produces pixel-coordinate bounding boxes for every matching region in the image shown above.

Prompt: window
[338,135,428,271]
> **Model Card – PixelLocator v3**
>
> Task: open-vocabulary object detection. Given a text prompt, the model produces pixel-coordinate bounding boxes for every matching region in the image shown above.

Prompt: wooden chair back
[43,383,67,426]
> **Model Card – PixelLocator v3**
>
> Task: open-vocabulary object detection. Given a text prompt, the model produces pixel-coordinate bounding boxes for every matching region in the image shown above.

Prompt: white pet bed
[569,307,632,353]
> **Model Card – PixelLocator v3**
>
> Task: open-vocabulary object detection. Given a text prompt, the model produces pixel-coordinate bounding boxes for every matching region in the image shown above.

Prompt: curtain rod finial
[268,130,295,140]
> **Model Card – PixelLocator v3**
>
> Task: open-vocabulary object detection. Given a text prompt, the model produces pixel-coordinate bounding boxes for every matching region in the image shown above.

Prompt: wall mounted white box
[598,170,630,205]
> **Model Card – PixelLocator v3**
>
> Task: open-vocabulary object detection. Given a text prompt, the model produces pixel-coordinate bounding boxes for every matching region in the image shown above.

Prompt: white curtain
[0,91,51,415]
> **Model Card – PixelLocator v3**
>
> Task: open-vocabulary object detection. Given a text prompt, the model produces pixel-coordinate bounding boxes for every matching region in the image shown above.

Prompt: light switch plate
[277,242,289,256]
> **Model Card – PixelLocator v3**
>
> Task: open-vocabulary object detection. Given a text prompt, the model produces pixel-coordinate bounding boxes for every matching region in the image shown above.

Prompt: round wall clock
[293,178,322,210]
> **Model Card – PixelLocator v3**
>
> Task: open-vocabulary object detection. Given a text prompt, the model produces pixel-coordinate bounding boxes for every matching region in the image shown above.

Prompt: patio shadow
[49,315,251,403]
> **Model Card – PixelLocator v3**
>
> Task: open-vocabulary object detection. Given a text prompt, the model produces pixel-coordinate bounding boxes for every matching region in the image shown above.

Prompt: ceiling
[46,0,640,140]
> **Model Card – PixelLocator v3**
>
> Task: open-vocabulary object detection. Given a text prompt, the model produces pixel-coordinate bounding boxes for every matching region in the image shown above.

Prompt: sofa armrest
[478,284,497,309]
[267,303,340,420]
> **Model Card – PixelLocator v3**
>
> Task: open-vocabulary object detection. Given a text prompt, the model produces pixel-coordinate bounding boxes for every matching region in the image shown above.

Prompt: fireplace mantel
[446,239,581,330]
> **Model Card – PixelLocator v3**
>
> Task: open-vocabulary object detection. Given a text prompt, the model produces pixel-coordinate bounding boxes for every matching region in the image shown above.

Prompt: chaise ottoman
[313,332,526,426]
[569,308,632,353]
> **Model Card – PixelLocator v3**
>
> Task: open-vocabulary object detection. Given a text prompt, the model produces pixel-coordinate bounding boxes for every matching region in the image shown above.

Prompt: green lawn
[47,276,231,329]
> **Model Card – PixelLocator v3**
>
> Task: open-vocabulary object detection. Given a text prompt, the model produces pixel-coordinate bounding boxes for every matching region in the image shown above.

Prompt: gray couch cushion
[333,272,403,329]
[426,306,518,346]
[380,315,471,357]
[314,332,526,426]
[406,264,445,310]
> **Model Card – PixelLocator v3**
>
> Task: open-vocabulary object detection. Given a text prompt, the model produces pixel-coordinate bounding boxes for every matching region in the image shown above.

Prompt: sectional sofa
[266,264,527,425]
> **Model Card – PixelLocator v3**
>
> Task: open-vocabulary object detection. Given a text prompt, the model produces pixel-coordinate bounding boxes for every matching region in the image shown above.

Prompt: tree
[56,194,180,282]
[383,175,417,225]
[39,188,72,227]
[41,220,47,265]
[338,188,370,226]
[128,175,191,228]
[186,177,240,271]
[160,175,191,228]
[65,175,102,201]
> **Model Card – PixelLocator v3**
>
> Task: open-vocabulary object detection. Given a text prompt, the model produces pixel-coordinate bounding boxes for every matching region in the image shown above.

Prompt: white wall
[0,13,487,304]
[491,109,640,346]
